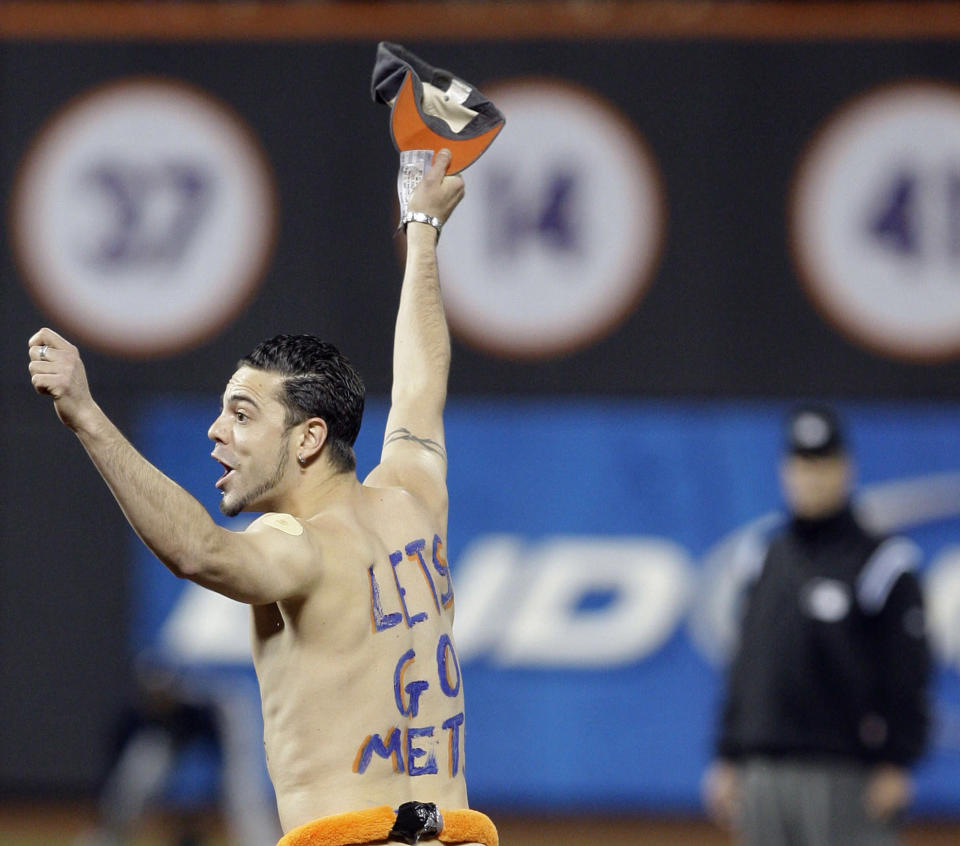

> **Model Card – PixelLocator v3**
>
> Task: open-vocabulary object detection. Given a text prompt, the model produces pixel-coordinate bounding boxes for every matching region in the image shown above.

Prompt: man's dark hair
[239,334,365,473]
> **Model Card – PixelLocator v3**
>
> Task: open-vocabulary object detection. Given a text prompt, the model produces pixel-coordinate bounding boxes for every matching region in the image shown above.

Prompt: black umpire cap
[785,405,847,457]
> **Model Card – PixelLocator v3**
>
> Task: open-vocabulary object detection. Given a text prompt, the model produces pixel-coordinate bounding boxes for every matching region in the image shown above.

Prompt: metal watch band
[400,210,443,239]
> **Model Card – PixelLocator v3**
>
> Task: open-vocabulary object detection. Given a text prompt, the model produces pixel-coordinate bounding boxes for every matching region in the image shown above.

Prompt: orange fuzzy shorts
[277,805,498,846]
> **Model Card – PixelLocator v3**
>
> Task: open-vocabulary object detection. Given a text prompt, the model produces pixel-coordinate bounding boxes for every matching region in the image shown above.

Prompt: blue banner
[132,398,960,814]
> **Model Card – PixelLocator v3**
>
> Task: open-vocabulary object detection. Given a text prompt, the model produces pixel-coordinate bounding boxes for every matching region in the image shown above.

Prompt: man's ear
[299,417,329,463]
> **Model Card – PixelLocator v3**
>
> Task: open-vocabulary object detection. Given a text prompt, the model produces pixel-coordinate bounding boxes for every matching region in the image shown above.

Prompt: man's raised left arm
[364,148,464,517]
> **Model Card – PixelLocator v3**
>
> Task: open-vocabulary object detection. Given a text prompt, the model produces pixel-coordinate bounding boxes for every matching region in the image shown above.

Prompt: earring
[297,454,306,466]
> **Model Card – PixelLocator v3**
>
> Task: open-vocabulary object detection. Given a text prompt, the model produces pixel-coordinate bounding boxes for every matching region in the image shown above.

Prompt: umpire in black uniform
[703,405,931,846]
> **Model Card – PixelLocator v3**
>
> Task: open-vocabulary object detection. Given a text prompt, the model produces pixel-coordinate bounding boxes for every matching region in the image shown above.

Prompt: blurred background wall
[4,1,960,842]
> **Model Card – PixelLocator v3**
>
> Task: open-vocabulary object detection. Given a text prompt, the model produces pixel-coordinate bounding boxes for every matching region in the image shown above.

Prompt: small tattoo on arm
[385,428,446,461]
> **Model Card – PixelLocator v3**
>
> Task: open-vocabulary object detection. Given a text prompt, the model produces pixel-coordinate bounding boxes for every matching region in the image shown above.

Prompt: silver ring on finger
[39,345,49,361]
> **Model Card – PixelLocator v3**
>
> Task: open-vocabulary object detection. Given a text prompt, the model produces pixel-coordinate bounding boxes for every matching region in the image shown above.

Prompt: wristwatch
[400,210,443,239]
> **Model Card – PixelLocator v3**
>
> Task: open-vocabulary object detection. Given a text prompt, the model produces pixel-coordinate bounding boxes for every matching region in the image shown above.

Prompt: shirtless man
[28,149,496,846]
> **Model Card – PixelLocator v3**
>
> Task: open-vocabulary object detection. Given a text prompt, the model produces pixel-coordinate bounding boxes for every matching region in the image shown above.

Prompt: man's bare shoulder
[249,512,306,536]
[244,510,350,560]
[293,491,424,556]
[362,470,448,526]
[247,512,321,550]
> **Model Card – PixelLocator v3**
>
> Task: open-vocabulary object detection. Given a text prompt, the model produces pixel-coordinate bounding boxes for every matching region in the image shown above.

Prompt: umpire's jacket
[717,505,931,768]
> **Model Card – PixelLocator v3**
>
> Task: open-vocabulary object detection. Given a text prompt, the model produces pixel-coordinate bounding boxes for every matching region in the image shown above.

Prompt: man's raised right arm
[27,328,318,604]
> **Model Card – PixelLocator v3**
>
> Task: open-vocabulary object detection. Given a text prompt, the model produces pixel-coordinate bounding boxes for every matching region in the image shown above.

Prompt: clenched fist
[28,328,98,432]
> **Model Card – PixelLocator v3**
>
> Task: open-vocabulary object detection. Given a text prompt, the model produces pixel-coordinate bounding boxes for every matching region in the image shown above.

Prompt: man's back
[252,483,467,832]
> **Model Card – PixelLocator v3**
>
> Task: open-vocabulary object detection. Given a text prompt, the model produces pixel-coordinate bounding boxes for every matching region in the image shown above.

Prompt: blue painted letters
[406,726,439,777]
[393,649,430,718]
[368,564,402,632]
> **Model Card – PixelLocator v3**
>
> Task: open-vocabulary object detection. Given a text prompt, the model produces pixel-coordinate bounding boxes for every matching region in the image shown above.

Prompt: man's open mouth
[214,460,235,491]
